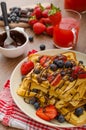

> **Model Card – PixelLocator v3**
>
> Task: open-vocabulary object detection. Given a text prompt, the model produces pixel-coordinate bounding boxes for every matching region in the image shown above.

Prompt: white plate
[10,49,86,128]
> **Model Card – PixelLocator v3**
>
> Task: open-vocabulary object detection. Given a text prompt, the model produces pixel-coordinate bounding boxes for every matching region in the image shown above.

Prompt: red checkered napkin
[0,80,86,130]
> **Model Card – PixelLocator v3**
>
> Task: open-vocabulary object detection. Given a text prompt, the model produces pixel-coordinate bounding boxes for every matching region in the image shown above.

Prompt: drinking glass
[53,9,81,49]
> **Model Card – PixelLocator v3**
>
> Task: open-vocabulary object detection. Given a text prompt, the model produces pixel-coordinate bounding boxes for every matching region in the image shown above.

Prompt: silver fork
[1,2,14,46]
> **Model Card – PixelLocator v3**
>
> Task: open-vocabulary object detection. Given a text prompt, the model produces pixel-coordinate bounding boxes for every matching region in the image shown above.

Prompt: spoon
[1,2,14,46]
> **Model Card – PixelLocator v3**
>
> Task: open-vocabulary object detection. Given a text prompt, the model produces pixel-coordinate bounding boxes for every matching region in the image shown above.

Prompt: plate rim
[10,49,86,128]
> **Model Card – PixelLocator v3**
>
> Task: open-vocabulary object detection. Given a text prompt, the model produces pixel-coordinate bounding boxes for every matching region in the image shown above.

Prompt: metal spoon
[1,2,14,46]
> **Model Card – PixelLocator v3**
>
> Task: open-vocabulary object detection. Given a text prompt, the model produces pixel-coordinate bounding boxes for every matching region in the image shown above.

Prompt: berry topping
[56,60,64,68]
[50,63,57,71]
[75,107,84,117]
[65,61,73,68]
[34,102,40,109]
[29,97,37,105]
[40,44,46,50]
[56,114,65,123]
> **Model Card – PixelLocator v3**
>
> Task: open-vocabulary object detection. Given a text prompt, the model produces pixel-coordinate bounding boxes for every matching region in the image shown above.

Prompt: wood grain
[0,0,86,130]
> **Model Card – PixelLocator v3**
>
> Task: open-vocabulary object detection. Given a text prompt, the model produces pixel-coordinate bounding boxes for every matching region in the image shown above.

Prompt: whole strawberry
[48,4,62,26]
[21,61,34,75]
[33,22,46,35]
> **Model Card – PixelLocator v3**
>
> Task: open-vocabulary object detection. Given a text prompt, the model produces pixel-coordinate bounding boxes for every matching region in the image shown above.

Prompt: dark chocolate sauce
[0,30,26,48]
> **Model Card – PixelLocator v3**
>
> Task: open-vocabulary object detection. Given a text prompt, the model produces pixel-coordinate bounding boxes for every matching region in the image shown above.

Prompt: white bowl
[0,27,28,58]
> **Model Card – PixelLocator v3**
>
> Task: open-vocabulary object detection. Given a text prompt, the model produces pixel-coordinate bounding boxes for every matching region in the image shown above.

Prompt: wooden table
[0,0,86,130]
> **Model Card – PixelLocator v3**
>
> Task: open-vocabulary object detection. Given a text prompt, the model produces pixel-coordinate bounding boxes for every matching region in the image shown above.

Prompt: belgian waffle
[17,51,86,126]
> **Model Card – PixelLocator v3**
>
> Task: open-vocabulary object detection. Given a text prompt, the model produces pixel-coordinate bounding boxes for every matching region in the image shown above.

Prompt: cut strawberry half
[36,105,58,121]
[51,73,61,86]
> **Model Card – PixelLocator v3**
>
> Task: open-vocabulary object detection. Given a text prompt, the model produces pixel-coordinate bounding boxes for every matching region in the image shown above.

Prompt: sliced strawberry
[51,73,61,86]
[47,74,55,83]
[27,50,38,56]
[36,105,58,121]
[39,56,48,66]
[78,72,86,79]
[21,61,34,75]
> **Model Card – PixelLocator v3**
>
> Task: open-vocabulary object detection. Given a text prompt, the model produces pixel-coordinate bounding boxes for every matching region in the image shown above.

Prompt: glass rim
[63,9,82,21]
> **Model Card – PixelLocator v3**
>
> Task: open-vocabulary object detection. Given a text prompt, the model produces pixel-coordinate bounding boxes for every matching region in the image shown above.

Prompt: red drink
[53,17,80,49]
[64,0,86,12]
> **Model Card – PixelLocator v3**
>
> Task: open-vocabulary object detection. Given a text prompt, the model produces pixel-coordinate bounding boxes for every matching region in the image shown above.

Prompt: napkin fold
[0,80,86,130]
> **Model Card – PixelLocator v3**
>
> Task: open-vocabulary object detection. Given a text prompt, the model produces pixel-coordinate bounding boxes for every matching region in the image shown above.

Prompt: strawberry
[39,56,48,66]
[46,25,54,36]
[33,22,46,35]
[36,105,58,121]
[21,61,34,75]
[27,49,38,56]
[32,3,44,19]
[39,17,52,25]
[42,9,49,18]
[78,72,86,79]
[51,73,61,86]
[28,16,38,27]
[48,4,62,26]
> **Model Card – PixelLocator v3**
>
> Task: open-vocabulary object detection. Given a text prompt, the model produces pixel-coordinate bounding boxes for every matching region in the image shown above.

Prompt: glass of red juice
[64,0,86,13]
[53,9,81,49]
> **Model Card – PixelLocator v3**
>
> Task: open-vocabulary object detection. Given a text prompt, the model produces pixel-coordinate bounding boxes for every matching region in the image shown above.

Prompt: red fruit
[21,61,34,75]
[36,105,58,121]
[39,56,48,66]
[72,66,82,75]
[42,9,49,18]
[51,73,61,86]
[46,25,54,36]
[39,17,52,25]
[48,4,62,25]
[27,50,38,56]
[78,72,86,79]
[33,22,46,35]
[28,16,38,27]
[32,4,44,19]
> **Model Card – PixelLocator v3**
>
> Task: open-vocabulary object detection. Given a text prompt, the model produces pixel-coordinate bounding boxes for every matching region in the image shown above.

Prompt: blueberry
[29,36,33,42]
[29,97,37,105]
[10,12,17,17]
[53,59,58,65]
[11,16,16,22]
[56,114,65,123]
[56,60,64,68]
[13,8,20,15]
[75,107,84,117]
[16,17,20,23]
[40,44,46,50]
[50,63,57,71]
[34,69,40,74]
[34,102,40,109]
[65,61,73,68]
